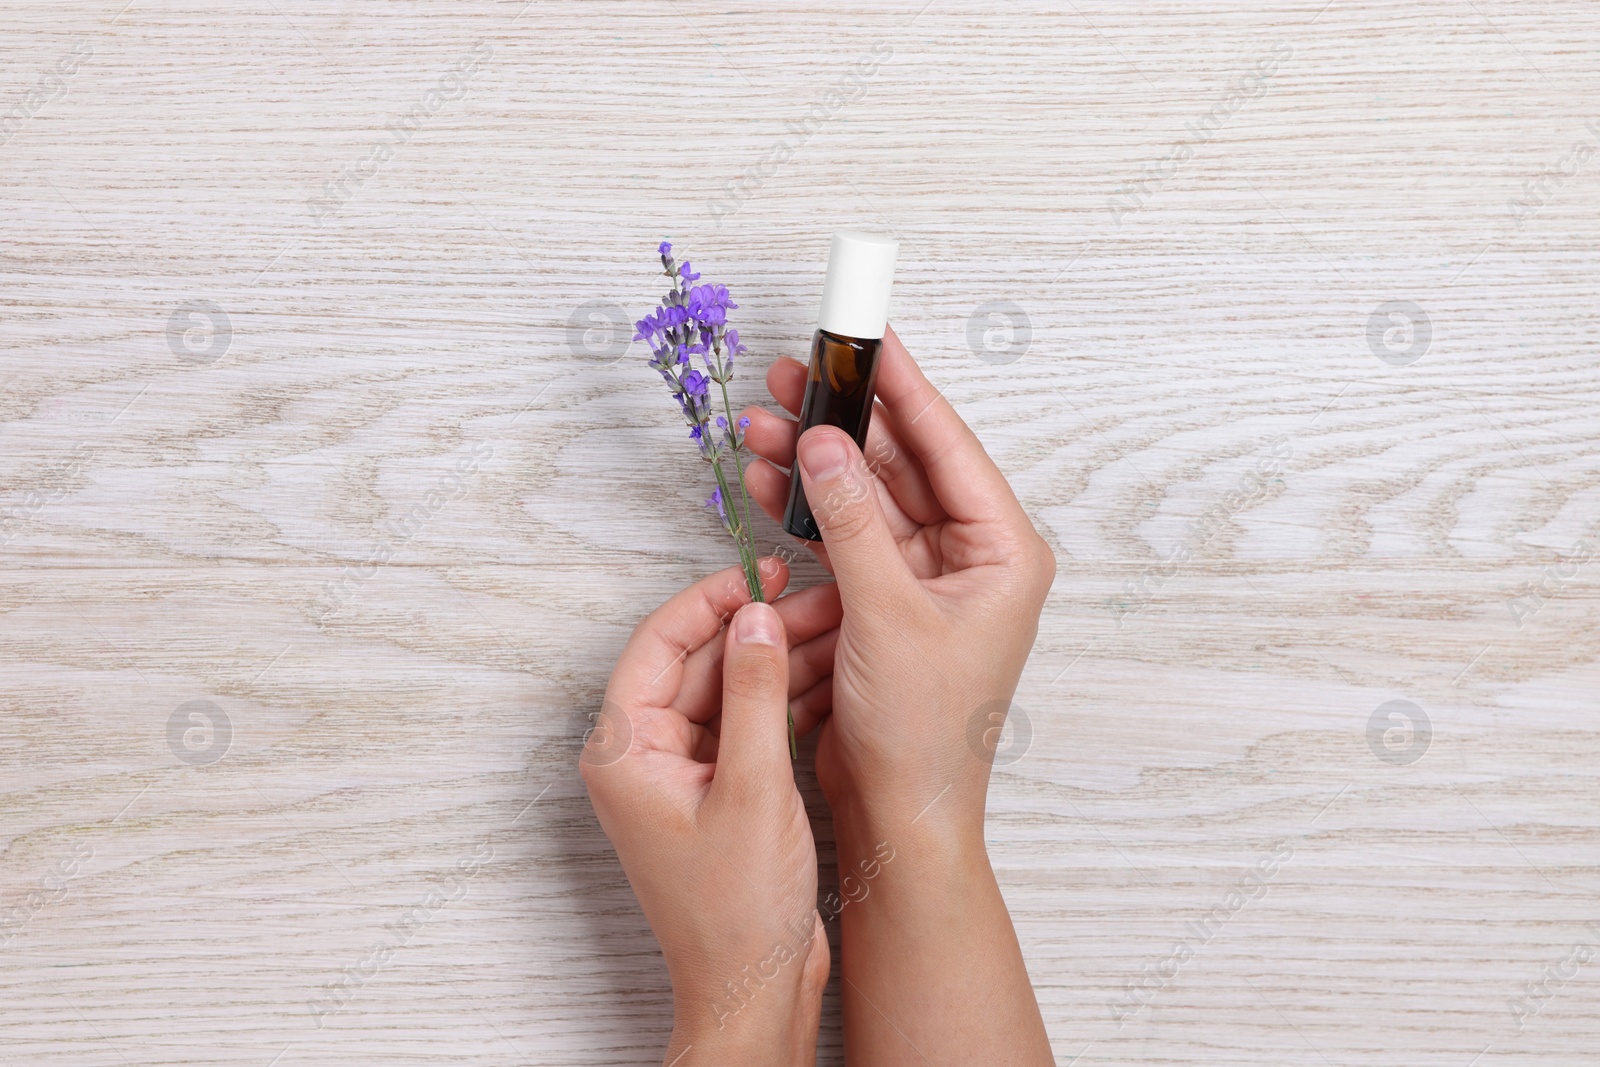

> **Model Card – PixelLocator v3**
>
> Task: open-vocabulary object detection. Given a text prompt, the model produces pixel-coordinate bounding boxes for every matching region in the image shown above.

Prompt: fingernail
[799,432,850,482]
[734,602,782,646]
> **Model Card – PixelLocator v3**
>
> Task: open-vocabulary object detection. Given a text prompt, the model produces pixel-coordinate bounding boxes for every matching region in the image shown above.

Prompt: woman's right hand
[741,325,1058,1065]
[740,324,1057,838]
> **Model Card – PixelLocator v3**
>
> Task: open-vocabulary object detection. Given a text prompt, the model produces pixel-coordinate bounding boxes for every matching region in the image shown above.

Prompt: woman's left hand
[580,560,841,1066]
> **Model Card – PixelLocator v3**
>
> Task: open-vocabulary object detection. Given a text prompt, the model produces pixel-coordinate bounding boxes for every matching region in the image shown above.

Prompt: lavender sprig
[637,241,795,758]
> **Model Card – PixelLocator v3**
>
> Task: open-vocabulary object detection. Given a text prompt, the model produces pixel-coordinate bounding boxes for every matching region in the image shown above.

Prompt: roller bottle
[782,231,899,541]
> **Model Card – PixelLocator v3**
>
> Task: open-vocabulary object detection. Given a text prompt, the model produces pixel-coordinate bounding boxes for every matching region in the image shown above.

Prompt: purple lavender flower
[689,424,711,457]
[638,247,748,521]
[687,283,735,326]
[704,486,727,527]
[640,246,753,506]
[636,240,796,758]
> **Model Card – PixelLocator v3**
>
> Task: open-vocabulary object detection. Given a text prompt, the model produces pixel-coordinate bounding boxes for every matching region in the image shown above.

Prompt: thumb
[796,426,919,613]
[712,602,795,796]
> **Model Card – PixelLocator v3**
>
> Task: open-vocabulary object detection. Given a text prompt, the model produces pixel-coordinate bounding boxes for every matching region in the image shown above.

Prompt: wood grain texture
[2,0,1598,1063]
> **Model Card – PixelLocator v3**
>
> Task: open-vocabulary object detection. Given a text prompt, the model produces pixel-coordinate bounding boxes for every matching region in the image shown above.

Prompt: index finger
[607,560,790,708]
[872,324,1027,524]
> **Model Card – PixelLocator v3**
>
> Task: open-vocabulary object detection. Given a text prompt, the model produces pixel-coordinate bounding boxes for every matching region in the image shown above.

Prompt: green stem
[709,457,763,603]
[717,377,761,564]
[715,374,796,759]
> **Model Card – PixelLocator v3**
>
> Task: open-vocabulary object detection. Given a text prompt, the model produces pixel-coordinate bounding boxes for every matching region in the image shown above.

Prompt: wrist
[818,733,996,848]
[666,914,827,1067]
[669,979,817,1067]
[825,799,993,928]
[827,777,987,857]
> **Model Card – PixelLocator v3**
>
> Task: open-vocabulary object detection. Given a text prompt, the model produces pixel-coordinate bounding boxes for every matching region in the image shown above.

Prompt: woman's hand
[580,562,840,1066]
[740,324,1057,836]
[740,326,1057,1065]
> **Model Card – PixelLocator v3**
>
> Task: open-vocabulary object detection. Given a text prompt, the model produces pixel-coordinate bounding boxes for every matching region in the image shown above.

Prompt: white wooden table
[2,1,1597,1063]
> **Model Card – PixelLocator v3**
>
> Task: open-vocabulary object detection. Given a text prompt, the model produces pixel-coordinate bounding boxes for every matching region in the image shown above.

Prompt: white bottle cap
[817,230,898,340]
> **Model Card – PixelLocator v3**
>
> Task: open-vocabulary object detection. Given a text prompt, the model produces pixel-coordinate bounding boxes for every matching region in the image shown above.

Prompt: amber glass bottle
[782,231,898,542]
[782,330,884,540]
